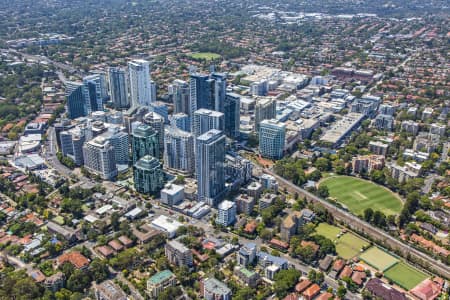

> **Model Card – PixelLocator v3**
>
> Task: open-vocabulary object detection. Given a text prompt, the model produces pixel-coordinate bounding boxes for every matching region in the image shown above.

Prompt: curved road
[264,169,450,279]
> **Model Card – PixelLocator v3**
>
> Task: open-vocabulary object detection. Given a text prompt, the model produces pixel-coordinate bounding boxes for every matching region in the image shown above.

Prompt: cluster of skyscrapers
[60,62,289,204]
[66,59,157,119]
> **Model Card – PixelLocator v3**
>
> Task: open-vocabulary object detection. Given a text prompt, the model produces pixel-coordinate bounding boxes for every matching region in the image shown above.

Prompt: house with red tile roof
[410,278,441,300]
[96,245,114,258]
[108,240,124,252]
[118,235,133,248]
[57,251,90,269]
[283,293,298,300]
[332,259,345,273]
[339,266,353,279]
[315,292,334,300]
[295,279,312,293]
[269,238,289,251]
[302,283,321,300]
[351,271,366,286]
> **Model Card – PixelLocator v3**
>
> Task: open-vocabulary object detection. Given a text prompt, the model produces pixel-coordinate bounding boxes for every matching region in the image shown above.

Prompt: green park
[320,176,403,216]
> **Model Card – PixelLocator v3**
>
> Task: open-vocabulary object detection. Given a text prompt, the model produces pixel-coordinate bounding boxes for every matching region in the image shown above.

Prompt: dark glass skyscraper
[108,67,129,109]
[133,155,164,194]
[196,129,226,206]
[83,74,107,113]
[131,124,159,163]
[224,93,240,138]
[66,81,86,119]
[211,72,227,112]
[189,73,213,112]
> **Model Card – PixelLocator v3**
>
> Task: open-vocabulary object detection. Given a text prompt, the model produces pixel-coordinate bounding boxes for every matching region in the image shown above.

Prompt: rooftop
[148,270,175,285]
[203,277,231,296]
[218,200,235,211]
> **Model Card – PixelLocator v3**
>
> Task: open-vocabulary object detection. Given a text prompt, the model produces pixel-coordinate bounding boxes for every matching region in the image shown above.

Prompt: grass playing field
[337,233,369,260]
[320,176,402,216]
[384,262,428,290]
[359,247,399,271]
[314,223,369,259]
[315,223,341,240]
[188,52,221,60]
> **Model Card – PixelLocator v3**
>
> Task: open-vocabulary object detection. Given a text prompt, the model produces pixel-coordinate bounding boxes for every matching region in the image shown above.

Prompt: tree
[372,211,387,228]
[173,175,185,184]
[110,212,120,231]
[363,208,374,222]
[66,270,91,292]
[157,286,182,300]
[234,287,255,300]
[55,288,73,300]
[61,198,83,218]
[308,269,324,284]
[89,259,110,283]
[259,228,273,241]
[295,245,316,263]
[59,262,75,278]
[273,269,301,298]
[370,169,385,184]
[337,285,347,298]
[317,185,329,198]
[314,157,331,172]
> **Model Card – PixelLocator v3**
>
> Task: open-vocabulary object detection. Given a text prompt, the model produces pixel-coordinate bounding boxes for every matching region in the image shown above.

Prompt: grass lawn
[359,247,398,271]
[320,176,402,216]
[336,233,369,260]
[188,52,221,60]
[315,223,342,240]
[314,223,369,259]
[52,216,65,225]
[384,262,428,290]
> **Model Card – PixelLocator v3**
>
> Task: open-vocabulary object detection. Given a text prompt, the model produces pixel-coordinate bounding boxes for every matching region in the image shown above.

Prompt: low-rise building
[246,181,263,200]
[160,184,184,206]
[94,280,127,300]
[280,209,315,242]
[44,272,65,292]
[302,283,321,300]
[147,270,177,299]
[259,193,277,210]
[237,243,257,266]
[352,155,385,174]
[57,251,90,270]
[391,162,422,183]
[234,266,260,287]
[201,277,232,300]
[46,221,78,242]
[216,200,236,226]
[235,194,255,215]
[365,278,407,300]
[151,215,183,238]
[165,240,193,267]
[257,251,288,269]
[369,141,389,156]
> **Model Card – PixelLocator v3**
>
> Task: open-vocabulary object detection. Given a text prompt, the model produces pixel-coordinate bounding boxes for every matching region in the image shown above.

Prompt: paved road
[422,174,442,194]
[264,169,450,279]
[442,142,449,162]
[151,204,359,299]
[369,54,414,93]
[0,252,34,272]
[6,49,85,78]
[43,126,93,184]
